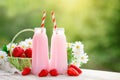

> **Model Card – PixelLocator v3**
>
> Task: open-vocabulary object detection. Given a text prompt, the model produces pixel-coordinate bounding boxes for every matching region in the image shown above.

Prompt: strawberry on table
[38,69,48,77]
[22,67,31,76]
[67,67,79,76]
[68,64,82,74]
[49,69,58,76]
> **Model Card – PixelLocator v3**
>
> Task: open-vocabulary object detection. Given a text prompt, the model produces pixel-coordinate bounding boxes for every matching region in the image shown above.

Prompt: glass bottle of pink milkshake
[50,28,68,74]
[32,28,49,75]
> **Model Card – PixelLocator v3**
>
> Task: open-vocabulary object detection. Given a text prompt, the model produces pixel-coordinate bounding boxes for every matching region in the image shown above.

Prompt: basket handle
[9,29,34,57]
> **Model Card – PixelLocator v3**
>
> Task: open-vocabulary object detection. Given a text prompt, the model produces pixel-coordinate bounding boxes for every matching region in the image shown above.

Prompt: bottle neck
[34,27,46,33]
[53,28,65,35]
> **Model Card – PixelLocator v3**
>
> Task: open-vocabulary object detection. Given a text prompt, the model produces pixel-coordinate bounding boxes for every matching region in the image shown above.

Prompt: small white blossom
[72,41,84,53]
[0,51,7,65]
[7,43,17,51]
[79,53,88,64]
[25,38,32,48]
[72,50,84,58]
[18,41,28,50]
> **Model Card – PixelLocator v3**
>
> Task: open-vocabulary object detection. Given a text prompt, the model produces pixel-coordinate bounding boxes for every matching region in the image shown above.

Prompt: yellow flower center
[28,42,32,45]
[22,45,25,48]
[12,46,15,48]
[76,45,80,49]
[0,56,4,59]
[81,56,84,60]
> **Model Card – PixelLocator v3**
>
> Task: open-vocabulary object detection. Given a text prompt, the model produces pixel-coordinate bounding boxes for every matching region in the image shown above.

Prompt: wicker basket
[8,29,34,71]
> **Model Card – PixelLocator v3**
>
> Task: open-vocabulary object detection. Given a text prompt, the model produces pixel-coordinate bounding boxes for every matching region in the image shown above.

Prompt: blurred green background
[0,0,120,72]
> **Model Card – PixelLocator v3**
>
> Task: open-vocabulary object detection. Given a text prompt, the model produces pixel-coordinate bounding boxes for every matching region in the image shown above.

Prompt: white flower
[72,51,84,58]
[18,41,28,50]
[68,41,88,67]
[72,41,84,53]
[0,51,7,65]
[7,43,17,51]
[78,53,88,64]
[71,53,88,67]
[25,38,32,48]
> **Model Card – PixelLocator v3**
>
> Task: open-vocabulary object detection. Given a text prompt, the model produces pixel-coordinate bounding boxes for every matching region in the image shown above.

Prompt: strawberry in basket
[12,47,32,58]
[12,47,24,57]
[24,48,32,58]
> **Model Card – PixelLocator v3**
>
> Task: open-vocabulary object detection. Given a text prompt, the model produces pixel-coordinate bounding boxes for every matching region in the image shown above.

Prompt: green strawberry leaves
[2,44,9,54]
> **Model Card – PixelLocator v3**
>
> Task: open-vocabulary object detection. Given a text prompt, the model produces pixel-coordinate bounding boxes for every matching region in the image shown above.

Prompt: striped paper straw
[41,11,46,27]
[51,11,57,29]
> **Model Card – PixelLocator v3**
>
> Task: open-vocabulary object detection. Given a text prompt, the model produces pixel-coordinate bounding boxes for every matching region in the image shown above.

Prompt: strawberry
[12,47,24,57]
[67,67,79,76]
[49,69,58,76]
[38,69,48,77]
[22,67,31,76]
[24,48,32,58]
[68,64,82,74]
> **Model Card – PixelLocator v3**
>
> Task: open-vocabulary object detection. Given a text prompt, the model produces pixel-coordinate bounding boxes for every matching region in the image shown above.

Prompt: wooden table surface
[0,69,120,80]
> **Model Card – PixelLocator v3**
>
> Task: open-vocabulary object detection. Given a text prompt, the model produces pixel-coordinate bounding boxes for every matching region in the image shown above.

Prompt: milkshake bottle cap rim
[34,27,46,33]
[53,28,64,32]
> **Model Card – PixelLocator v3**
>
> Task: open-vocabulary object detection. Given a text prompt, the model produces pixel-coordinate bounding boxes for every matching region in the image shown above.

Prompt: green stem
[10,29,34,57]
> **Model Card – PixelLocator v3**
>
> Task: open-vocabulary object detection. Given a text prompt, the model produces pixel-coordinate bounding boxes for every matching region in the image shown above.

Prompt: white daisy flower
[25,38,32,48]
[7,43,17,51]
[18,41,28,50]
[0,51,7,65]
[79,53,88,64]
[72,50,84,58]
[72,41,84,53]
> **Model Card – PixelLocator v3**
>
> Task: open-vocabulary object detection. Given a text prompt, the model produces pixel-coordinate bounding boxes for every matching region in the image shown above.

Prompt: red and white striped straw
[51,11,57,29]
[41,11,46,27]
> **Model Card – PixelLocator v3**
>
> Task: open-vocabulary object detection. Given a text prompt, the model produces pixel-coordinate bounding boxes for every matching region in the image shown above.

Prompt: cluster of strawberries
[22,68,59,76]
[11,47,82,77]
[12,47,32,58]
[22,64,82,77]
